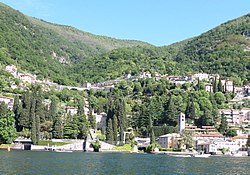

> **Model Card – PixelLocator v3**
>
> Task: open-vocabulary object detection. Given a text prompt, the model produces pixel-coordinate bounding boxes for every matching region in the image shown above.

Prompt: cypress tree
[106,118,114,143]
[49,98,58,122]
[246,135,250,148]
[20,91,32,129]
[113,115,118,144]
[13,95,22,132]
[218,78,223,92]
[30,98,37,144]
[213,77,217,93]
[116,98,127,142]
[163,95,177,126]
[219,112,228,135]
[190,98,196,120]
[149,116,155,144]
[34,89,44,143]
[77,99,85,116]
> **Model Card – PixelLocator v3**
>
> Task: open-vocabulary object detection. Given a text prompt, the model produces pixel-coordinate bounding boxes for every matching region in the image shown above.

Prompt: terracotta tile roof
[232,135,248,139]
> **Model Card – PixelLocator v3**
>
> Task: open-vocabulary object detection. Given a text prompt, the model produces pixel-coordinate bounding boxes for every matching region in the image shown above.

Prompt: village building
[221,80,234,92]
[18,73,36,84]
[231,135,248,148]
[158,133,181,148]
[205,83,213,92]
[207,140,239,154]
[192,73,209,81]
[94,112,107,130]
[65,106,78,115]
[0,95,14,109]
[5,64,18,76]
[219,108,250,127]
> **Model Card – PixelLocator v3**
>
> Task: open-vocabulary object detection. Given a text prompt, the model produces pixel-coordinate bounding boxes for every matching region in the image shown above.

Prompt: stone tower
[178,112,186,133]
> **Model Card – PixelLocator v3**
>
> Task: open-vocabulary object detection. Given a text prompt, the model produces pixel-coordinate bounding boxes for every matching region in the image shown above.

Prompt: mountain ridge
[0,2,249,85]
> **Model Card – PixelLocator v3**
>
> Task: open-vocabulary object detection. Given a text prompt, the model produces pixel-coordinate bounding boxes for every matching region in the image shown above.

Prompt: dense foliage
[0,3,249,144]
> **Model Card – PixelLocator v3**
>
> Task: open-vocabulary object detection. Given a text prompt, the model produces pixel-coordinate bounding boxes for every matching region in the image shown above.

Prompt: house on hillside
[192,73,209,81]
[219,108,250,126]
[18,73,36,84]
[95,112,107,130]
[221,80,234,92]
[65,106,78,115]
[0,95,14,109]
[5,64,18,77]
[205,83,213,92]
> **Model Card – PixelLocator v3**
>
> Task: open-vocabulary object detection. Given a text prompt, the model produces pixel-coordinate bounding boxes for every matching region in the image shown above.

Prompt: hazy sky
[1,0,250,46]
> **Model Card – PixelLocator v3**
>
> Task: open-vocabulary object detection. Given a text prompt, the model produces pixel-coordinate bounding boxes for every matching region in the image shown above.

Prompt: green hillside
[173,14,250,83]
[0,3,150,85]
[0,2,249,85]
[73,14,250,84]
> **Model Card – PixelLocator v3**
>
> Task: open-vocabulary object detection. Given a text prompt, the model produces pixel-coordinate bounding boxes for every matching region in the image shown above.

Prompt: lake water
[0,150,249,175]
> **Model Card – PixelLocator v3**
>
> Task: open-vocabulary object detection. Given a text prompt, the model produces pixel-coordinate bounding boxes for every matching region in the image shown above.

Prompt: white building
[232,135,248,148]
[0,95,14,109]
[205,83,213,92]
[221,80,234,92]
[95,112,107,130]
[208,140,239,153]
[192,73,209,81]
[5,64,18,76]
[65,106,78,115]
[219,108,250,126]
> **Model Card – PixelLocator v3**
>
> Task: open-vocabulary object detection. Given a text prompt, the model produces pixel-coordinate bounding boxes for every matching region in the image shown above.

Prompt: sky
[1,0,250,46]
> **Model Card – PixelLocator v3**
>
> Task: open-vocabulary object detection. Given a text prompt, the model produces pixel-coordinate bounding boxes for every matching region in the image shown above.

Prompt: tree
[185,96,196,123]
[246,135,250,148]
[214,92,226,106]
[113,115,118,144]
[49,98,58,122]
[163,95,178,126]
[88,113,96,129]
[226,130,237,137]
[218,112,228,135]
[149,116,155,144]
[52,114,63,139]
[76,114,89,139]
[114,98,127,142]
[13,95,22,132]
[213,76,217,93]
[106,118,114,143]
[30,98,37,144]
[180,131,194,149]
[196,108,214,127]
[0,103,17,144]
[20,91,32,129]
[217,78,223,92]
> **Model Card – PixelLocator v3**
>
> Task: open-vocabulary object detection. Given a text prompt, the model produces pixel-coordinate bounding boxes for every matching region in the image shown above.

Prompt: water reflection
[0,150,249,175]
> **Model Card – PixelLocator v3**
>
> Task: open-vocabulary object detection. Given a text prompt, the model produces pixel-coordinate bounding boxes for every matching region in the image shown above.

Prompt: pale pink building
[18,73,36,84]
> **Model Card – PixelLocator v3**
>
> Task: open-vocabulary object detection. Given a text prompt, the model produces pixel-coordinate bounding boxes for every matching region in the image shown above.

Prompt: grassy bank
[38,140,70,146]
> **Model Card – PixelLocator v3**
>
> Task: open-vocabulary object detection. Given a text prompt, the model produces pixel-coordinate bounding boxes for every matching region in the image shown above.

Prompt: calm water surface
[0,150,249,175]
